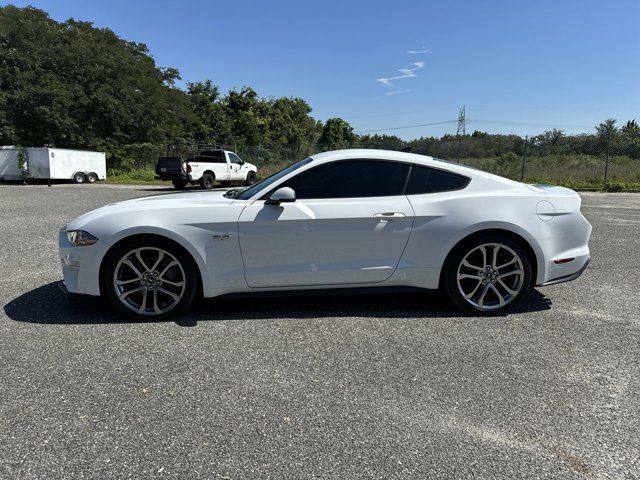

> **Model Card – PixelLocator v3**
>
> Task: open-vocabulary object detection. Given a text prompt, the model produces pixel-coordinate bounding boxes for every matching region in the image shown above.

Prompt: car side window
[275,160,410,199]
[405,165,470,194]
[229,153,242,164]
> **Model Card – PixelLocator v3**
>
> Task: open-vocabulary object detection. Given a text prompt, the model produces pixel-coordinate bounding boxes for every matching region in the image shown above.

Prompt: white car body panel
[60,149,591,299]
[238,196,414,287]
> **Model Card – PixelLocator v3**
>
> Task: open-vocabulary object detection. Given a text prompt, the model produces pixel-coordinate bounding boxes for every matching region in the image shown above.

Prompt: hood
[67,189,237,230]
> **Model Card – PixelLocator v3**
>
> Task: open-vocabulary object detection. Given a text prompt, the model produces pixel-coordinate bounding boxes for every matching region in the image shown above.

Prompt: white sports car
[59,149,591,320]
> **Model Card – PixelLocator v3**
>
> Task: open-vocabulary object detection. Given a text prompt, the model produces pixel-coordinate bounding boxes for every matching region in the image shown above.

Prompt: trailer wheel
[86,172,98,183]
[73,172,86,184]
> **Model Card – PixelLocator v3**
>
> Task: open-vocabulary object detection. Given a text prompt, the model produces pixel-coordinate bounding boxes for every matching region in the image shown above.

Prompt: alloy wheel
[456,242,525,311]
[113,247,186,315]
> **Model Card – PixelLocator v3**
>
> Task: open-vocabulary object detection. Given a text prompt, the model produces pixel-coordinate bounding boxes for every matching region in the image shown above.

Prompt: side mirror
[265,187,296,205]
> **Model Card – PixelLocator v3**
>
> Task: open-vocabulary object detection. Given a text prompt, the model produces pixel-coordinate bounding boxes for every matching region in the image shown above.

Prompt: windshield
[228,157,314,200]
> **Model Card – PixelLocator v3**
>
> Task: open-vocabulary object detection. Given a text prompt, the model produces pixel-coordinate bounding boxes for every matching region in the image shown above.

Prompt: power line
[466,119,594,130]
[359,120,458,133]
[357,118,594,134]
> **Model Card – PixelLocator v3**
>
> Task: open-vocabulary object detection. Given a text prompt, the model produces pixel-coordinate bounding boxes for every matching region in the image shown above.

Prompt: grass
[105,167,164,185]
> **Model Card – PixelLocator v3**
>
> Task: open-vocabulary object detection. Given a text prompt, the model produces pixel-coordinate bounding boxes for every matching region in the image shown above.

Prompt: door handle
[373,212,406,219]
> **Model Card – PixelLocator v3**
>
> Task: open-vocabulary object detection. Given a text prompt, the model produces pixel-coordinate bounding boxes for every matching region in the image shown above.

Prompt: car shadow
[4,281,552,327]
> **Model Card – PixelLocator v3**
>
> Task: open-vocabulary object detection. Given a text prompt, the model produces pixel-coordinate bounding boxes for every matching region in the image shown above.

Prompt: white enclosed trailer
[0,147,106,183]
[0,146,22,180]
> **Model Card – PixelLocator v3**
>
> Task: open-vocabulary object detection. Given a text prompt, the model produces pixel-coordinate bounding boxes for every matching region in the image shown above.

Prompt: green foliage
[0,6,197,155]
[0,6,323,164]
[319,118,355,149]
[16,145,29,179]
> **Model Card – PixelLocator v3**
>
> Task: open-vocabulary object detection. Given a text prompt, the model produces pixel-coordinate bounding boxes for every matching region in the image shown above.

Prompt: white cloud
[407,46,429,54]
[385,89,411,96]
[376,62,424,87]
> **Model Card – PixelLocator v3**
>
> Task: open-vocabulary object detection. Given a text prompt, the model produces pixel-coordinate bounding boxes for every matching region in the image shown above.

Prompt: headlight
[66,230,98,246]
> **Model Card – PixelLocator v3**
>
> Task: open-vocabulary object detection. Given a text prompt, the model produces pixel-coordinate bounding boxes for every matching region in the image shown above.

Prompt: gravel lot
[0,184,638,479]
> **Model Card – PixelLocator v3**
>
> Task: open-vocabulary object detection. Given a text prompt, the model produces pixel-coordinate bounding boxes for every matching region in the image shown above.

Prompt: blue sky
[5,0,640,139]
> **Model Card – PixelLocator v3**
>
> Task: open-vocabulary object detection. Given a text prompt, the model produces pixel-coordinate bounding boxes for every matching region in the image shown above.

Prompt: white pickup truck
[155,146,257,190]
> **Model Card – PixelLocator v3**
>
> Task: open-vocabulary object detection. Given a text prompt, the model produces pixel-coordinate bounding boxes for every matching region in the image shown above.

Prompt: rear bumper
[155,173,190,181]
[539,256,590,286]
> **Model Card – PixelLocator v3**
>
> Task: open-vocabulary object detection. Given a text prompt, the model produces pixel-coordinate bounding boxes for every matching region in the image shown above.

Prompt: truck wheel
[86,172,98,183]
[245,171,257,186]
[200,173,215,190]
[73,172,86,184]
[172,179,188,190]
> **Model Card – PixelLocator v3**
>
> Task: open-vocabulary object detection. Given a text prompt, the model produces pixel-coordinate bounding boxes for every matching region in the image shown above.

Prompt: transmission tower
[455,106,466,162]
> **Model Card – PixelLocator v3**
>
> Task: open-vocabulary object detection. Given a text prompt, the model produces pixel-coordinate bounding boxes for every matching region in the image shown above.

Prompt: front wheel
[443,236,532,315]
[73,172,86,184]
[245,171,257,186]
[103,238,198,321]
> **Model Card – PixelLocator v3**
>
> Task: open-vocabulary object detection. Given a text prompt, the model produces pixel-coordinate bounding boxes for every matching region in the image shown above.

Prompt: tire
[86,172,98,183]
[200,173,215,190]
[443,235,532,315]
[73,172,86,184]
[245,171,257,186]
[172,179,188,190]
[103,237,199,321]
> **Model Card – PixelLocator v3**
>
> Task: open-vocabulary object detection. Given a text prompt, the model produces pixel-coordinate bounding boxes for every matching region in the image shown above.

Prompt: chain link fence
[109,138,640,188]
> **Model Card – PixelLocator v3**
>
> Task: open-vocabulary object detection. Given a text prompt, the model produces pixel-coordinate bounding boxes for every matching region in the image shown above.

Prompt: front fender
[102,226,209,287]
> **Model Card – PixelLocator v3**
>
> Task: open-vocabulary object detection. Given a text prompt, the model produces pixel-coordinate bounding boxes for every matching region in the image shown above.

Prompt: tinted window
[405,165,469,194]
[275,160,410,199]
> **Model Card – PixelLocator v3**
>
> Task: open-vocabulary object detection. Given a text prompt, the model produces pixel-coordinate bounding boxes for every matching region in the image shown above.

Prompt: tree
[319,118,355,149]
[187,80,229,143]
[0,6,197,155]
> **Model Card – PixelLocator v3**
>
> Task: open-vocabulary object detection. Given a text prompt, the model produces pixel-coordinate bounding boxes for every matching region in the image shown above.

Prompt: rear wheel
[104,237,198,321]
[443,236,532,315]
[86,172,98,183]
[172,179,188,190]
[245,171,257,186]
[200,173,214,190]
[73,172,86,184]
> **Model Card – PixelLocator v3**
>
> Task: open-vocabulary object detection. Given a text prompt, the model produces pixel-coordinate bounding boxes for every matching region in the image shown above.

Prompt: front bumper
[59,228,107,296]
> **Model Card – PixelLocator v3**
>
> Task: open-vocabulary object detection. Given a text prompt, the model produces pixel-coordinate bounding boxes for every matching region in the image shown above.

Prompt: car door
[238,159,415,288]
[227,152,244,181]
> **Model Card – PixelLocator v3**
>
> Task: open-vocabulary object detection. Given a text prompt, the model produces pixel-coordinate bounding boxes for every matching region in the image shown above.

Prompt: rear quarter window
[405,165,470,194]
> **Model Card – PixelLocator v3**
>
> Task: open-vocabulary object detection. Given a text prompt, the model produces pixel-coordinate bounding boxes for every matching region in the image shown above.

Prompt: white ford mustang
[59,149,591,320]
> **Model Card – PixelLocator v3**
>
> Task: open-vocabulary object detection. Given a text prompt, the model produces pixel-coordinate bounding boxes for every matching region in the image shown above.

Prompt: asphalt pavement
[0,183,638,479]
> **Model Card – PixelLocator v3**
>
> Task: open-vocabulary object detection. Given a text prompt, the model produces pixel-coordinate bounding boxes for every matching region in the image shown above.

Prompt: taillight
[186,164,192,173]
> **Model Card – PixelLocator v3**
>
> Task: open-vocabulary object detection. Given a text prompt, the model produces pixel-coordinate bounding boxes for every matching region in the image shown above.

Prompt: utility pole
[520,136,528,182]
[455,106,466,163]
